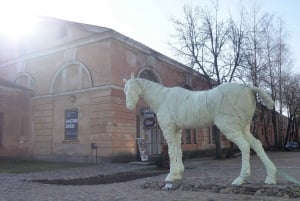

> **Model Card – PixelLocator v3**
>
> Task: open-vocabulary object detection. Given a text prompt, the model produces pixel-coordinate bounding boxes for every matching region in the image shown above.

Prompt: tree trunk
[213,125,222,159]
[271,109,278,149]
[262,108,271,149]
[284,115,293,145]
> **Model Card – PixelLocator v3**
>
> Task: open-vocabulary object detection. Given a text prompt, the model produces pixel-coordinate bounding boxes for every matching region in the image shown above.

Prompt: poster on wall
[143,117,156,129]
[136,138,149,161]
[65,109,78,140]
[141,108,156,129]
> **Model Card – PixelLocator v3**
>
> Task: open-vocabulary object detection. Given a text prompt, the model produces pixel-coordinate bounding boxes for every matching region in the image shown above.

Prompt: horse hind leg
[215,116,251,185]
[243,126,277,184]
[228,134,251,185]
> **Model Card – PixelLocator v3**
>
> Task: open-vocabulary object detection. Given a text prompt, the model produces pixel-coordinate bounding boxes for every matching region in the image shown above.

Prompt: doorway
[139,108,163,156]
[137,69,163,156]
[144,127,162,155]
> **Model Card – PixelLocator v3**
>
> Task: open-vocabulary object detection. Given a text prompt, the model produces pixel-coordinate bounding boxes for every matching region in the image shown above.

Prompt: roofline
[0,16,207,80]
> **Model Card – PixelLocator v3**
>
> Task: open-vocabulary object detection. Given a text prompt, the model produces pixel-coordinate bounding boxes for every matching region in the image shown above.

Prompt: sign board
[136,138,149,161]
[141,108,156,129]
[143,117,156,129]
[65,109,78,140]
[141,108,155,118]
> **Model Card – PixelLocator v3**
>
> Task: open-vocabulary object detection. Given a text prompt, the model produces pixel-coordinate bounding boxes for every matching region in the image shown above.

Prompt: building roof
[0,16,205,80]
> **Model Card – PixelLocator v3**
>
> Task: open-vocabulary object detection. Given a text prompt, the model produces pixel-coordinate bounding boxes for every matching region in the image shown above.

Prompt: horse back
[207,83,257,122]
[159,87,214,128]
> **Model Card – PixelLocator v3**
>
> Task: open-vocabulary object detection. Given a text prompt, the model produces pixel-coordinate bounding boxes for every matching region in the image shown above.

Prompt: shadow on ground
[31,170,167,185]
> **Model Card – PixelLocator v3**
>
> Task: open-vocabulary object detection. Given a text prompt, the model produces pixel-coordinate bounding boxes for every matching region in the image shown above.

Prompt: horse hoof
[162,183,179,190]
[264,177,276,185]
[231,177,245,185]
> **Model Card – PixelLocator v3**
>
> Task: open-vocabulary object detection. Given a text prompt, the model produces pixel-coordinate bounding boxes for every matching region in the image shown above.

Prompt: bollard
[90,143,98,164]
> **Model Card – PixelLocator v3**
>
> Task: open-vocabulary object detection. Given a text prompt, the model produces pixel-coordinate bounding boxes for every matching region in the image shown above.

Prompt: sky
[0,0,299,72]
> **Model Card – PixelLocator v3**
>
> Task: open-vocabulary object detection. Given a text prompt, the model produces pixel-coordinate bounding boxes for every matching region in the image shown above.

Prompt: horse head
[123,73,141,111]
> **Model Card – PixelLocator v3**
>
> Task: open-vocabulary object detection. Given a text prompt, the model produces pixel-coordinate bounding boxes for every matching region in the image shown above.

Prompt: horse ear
[123,78,127,83]
[131,72,134,79]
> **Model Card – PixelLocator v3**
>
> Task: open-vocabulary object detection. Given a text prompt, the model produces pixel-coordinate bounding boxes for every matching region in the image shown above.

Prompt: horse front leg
[174,129,184,177]
[163,127,184,182]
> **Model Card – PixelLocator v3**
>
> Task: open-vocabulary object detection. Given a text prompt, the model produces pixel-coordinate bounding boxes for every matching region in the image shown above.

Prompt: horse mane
[136,78,164,95]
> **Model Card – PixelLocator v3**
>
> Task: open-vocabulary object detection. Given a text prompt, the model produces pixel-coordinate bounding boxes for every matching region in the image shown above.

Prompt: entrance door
[139,108,163,156]
[153,127,162,155]
[143,128,162,155]
[0,113,3,146]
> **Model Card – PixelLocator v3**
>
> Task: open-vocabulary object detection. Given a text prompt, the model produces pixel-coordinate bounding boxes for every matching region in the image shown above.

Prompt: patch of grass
[0,158,89,173]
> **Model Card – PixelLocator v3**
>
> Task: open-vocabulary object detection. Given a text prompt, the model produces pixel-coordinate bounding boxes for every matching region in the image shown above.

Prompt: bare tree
[259,13,280,148]
[255,14,293,149]
[226,8,247,83]
[234,1,261,140]
[273,19,293,148]
[169,0,295,156]
[170,2,234,86]
[282,73,300,145]
[170,1,241,158]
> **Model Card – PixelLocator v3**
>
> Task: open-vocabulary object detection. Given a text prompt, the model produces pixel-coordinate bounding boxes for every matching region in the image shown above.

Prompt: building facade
[0,17,230,162]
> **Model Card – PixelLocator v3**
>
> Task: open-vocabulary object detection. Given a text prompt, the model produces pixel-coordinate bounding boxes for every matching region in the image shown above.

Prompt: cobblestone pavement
[0,152,300,201]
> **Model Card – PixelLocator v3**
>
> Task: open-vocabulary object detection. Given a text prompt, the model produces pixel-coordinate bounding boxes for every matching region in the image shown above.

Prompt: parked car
[285,142,299,151]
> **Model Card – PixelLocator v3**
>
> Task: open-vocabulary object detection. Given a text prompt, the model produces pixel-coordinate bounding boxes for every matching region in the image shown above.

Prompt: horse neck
[136,78,164,112]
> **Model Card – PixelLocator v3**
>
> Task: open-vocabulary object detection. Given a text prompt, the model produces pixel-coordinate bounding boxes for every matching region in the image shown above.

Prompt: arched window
[50,61,92,93]
[138,69,161,83]
[15,73,35,90]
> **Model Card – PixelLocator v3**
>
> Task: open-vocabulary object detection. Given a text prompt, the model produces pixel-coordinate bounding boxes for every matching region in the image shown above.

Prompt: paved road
[0,152,299,201]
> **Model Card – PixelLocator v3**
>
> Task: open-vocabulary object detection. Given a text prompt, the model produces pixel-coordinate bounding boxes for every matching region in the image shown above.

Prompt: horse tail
[250,86,275,109]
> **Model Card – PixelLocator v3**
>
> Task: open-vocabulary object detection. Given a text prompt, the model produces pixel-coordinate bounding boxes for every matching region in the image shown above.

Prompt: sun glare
[0,9,37,40]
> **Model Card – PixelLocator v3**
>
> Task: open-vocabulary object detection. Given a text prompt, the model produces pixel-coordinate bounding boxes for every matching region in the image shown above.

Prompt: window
[193,129,197,144]
[15,73,35,90]
[51,62,92,93]
[211,126,217,144]
[207,126,215,144]
[65,109,78,140]
[183,129,197,144]
[138,69,160,83]
[185,129,192,144]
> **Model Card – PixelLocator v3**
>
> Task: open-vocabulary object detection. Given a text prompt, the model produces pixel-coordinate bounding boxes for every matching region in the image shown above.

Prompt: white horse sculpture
[123,73,277,185]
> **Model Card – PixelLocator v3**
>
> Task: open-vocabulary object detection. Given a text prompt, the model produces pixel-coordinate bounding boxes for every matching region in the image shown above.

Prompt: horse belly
[184,118,212,129]
[175,94,213,129]
[176,109,213,129]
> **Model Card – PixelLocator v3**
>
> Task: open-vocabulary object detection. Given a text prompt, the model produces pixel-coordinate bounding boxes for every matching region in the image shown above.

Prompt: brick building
[0,17,232,162]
